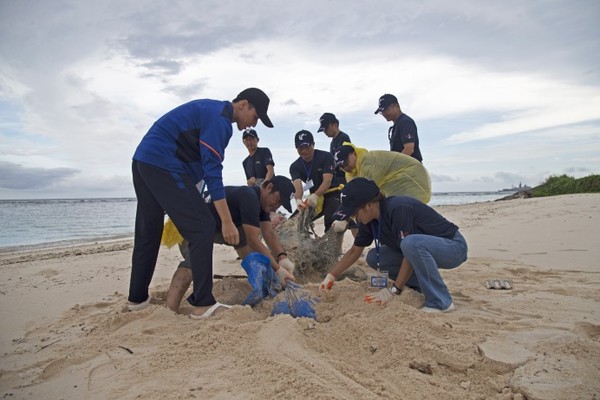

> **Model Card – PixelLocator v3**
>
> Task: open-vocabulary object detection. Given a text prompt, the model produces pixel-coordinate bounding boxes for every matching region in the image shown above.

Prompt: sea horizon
[0,191,516,250]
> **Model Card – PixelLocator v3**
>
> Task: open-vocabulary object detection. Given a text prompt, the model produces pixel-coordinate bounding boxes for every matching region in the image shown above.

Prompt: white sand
[0,194,599,399]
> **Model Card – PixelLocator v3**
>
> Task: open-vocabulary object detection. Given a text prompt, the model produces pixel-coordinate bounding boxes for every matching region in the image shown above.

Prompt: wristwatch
[389,284,403,295]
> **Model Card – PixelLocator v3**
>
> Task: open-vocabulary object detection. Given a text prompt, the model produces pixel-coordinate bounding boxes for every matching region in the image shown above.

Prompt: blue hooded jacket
[133,99,233,201]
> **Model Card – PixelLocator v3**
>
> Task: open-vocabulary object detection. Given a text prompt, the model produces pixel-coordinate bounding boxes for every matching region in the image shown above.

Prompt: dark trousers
[129,160,216,307]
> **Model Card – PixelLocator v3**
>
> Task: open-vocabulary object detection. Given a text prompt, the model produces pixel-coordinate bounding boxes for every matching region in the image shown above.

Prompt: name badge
[303,179,314,191]
[369,270,389,288]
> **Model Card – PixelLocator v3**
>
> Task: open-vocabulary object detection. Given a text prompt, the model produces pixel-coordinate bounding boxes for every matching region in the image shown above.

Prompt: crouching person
[166,176,296,315]
[319,178,468,313]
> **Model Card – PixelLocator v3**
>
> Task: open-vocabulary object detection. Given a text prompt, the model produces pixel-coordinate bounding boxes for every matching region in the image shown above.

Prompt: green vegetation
[531,174,600,197]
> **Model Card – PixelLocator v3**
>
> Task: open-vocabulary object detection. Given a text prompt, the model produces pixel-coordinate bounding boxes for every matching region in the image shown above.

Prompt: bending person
[129,87,274,319]
[320,178,467,313]
[163,176,296,313]
[334,143,431,204]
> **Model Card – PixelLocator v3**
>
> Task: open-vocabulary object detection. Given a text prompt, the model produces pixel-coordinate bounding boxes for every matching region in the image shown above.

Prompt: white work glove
[279,257,295,274]
[363,287,395,305]
[332,220,348,233]
[295,198,307,210]
[276,267,295,286]
[306,193,320,208]
[319,273,336,291]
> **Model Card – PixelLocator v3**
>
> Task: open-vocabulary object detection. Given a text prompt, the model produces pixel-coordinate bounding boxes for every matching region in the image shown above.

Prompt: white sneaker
[421,302,455,313]
[126,295,151,311]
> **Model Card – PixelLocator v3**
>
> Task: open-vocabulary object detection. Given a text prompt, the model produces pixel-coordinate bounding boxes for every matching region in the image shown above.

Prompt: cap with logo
[333,144,355,167]
[233,87,274,128]
[333,178,381,220]
[374,94,398,114]
[268,175,295,213]
[317,112,338,132]
[242,128,258,139]
[294,130,314,148]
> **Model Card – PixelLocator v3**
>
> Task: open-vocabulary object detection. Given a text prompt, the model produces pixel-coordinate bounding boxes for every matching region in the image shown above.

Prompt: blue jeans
[366,231,468,309]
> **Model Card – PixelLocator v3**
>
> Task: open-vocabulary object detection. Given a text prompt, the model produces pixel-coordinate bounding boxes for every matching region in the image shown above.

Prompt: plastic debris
[272,281,319,319]
[241,252,281,306]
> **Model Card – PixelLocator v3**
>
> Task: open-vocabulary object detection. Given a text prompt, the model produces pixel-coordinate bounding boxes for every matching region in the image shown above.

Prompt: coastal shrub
[532,174,600,197]
[575,174,600,193]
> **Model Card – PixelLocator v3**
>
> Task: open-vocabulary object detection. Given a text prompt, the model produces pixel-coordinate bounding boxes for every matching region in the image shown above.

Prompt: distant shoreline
[0,234,134,255]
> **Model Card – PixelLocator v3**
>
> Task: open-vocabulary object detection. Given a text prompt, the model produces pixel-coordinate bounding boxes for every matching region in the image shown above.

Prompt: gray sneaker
[421,302,455,313]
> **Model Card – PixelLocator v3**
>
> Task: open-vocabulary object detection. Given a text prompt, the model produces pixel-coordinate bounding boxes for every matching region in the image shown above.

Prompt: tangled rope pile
[275,208,343,282]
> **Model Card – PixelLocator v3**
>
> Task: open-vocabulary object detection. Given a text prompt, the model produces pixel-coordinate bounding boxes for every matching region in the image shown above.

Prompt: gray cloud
[564,167,592,174]
[0,0,598,198]
[0,161,80,189]
[430,174,459,183]
[494,172,527,185]
[140,60,183,76]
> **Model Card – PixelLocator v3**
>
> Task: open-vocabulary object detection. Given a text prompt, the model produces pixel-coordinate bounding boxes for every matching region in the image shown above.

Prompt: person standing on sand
[317,112,352,185]
[319,178,467,313]
[128,87,274,319]
[164,176,296,313]
[375,94,423,162]
[241,128,275,187]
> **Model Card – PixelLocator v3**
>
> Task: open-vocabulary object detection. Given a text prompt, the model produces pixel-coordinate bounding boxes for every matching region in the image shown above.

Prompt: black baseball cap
[242,128,258,139]
[317,112,338,132]
[374,94,398,114]
[234,87,274,128]
[333,144,355,167]
[269,175,295,213]
[333,178,380,220]
[294,130,314,148]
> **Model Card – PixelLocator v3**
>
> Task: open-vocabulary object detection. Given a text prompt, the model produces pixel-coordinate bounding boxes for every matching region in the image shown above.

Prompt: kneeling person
[320,178,468,313]
[167,176,296,311]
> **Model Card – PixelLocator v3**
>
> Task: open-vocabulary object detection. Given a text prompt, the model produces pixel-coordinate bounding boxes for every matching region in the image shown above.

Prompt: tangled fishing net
[274,207,344,283]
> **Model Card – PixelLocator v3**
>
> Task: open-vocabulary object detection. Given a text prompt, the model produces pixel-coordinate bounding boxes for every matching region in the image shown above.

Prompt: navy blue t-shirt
[242,147,274,181]
[330,131,351,184]
[390,113,422,162]
[206,186,271,229]
[289,149,339,193]
[354,196,458,249]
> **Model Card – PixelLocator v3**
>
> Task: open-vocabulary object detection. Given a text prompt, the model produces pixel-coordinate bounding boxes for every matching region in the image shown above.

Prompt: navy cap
[268,175,295,213]
[242,128,258,139]
[294,130,314,148]
[333,144,355,167]
[234,87,274,128]
[374,94,398,114]
[317,112,338,132]
[333,178,380,220]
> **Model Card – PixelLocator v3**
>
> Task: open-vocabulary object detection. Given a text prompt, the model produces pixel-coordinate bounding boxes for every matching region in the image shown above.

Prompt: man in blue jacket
[128,87,274,319]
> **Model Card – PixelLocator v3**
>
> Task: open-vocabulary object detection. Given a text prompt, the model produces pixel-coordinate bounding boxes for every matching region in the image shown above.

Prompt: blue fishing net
[240,252,281,306]
[272,281,319,319]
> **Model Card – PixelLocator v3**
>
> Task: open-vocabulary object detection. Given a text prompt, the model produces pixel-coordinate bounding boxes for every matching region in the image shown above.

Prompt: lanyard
[302,158,313,181]
[370,217,382,268]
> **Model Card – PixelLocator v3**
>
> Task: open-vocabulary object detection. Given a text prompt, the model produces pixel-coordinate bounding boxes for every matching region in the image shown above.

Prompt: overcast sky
[1,0,599,199]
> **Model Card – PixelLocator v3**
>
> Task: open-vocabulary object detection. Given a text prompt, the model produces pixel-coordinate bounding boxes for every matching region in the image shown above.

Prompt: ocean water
[0,198,137,250]
[0,191,512,250]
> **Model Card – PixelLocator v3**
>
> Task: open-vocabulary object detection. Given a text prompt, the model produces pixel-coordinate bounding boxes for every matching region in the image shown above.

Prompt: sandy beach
[0,194,599,399]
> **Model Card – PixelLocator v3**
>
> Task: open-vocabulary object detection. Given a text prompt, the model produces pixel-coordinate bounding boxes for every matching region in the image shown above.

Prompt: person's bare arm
[393,258,413,289]
[329,244,364,277]
[401,142,415,157]
[213,199,239,245]
[314,173,333,197]
[243,223,279,269]
[265,165,274,182]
